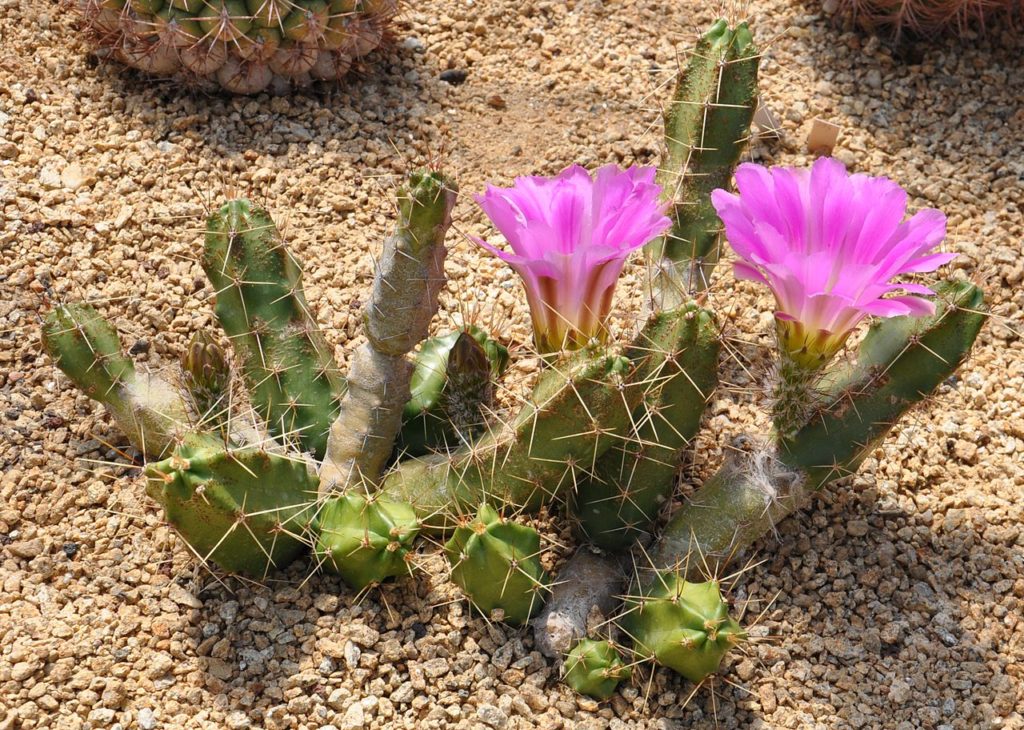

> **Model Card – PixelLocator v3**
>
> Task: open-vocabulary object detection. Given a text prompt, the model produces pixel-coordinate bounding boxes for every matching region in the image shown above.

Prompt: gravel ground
[2,0,1023,728]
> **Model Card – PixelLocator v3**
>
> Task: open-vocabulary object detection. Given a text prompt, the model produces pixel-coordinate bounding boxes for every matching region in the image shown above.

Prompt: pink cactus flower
[472,164,671,353]
[711,157,956,368]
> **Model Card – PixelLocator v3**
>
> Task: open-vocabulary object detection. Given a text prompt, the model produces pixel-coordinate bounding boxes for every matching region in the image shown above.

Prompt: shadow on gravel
[91,42,439,162]
[169,547,766,728]
[736,477,1021,726]
[789,16,1024,171]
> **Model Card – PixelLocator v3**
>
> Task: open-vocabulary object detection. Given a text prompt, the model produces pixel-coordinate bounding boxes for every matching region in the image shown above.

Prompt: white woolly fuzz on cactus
[724,447,806,517]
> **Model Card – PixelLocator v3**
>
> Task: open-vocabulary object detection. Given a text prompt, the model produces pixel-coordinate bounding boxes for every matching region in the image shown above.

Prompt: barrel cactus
[832,0,1020,38]
[77,0,398,94]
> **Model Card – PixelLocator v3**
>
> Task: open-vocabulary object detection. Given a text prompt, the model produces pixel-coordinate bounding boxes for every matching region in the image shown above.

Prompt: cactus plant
[314,492,420,589]
[622,574,744,684]
[41,19,991,701]
[833,0,1019,38]
[78,0,398,94]
[444,504,551,625]
[563,639,632,700]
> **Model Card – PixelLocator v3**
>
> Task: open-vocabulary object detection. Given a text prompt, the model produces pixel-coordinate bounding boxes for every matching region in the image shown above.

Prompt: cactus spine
[145,433,317,576]
[645,20,759,305]
[572,303,720,550]
[445,504,551,625]
[203,200,346,460]
[320,171,458,493]
[42,303,192,457]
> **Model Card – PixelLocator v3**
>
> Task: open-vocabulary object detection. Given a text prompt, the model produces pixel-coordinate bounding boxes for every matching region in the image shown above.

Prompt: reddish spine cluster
[837,0,1019,38]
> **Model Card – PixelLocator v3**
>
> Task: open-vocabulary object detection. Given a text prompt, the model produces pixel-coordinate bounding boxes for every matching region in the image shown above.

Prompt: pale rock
[340,702,364,730]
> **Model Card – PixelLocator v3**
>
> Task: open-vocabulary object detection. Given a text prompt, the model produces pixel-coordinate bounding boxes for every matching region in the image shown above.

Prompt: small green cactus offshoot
[623,574,745,684]
[314,493,420,590]
[181,331,232,435]
[398,325,509,456]
[445,504,551,625]
[144,434,317,577]
[563,639,632,700]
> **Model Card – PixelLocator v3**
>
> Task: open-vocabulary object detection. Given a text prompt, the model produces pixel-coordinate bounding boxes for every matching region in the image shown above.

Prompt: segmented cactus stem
[645,19,760,306]
[320,171,458,494]
[203,199,346,460]
[42,303,192,458]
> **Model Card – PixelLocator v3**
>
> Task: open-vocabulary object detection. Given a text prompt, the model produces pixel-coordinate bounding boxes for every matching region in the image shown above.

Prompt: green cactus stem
[42,303,192,458]
[145,433,318,576]
[645,19,760,306]
[573,303,720,550]
[181,330,232,436]
[378,341,642,528]
[563,639,632,700]
[445,504,550,625]
[203,199,346,460]
[320,171,458,494]
[314,493,420,590]
[622,574,745,683]
[398,325,509,456]
[652,279,988,576]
